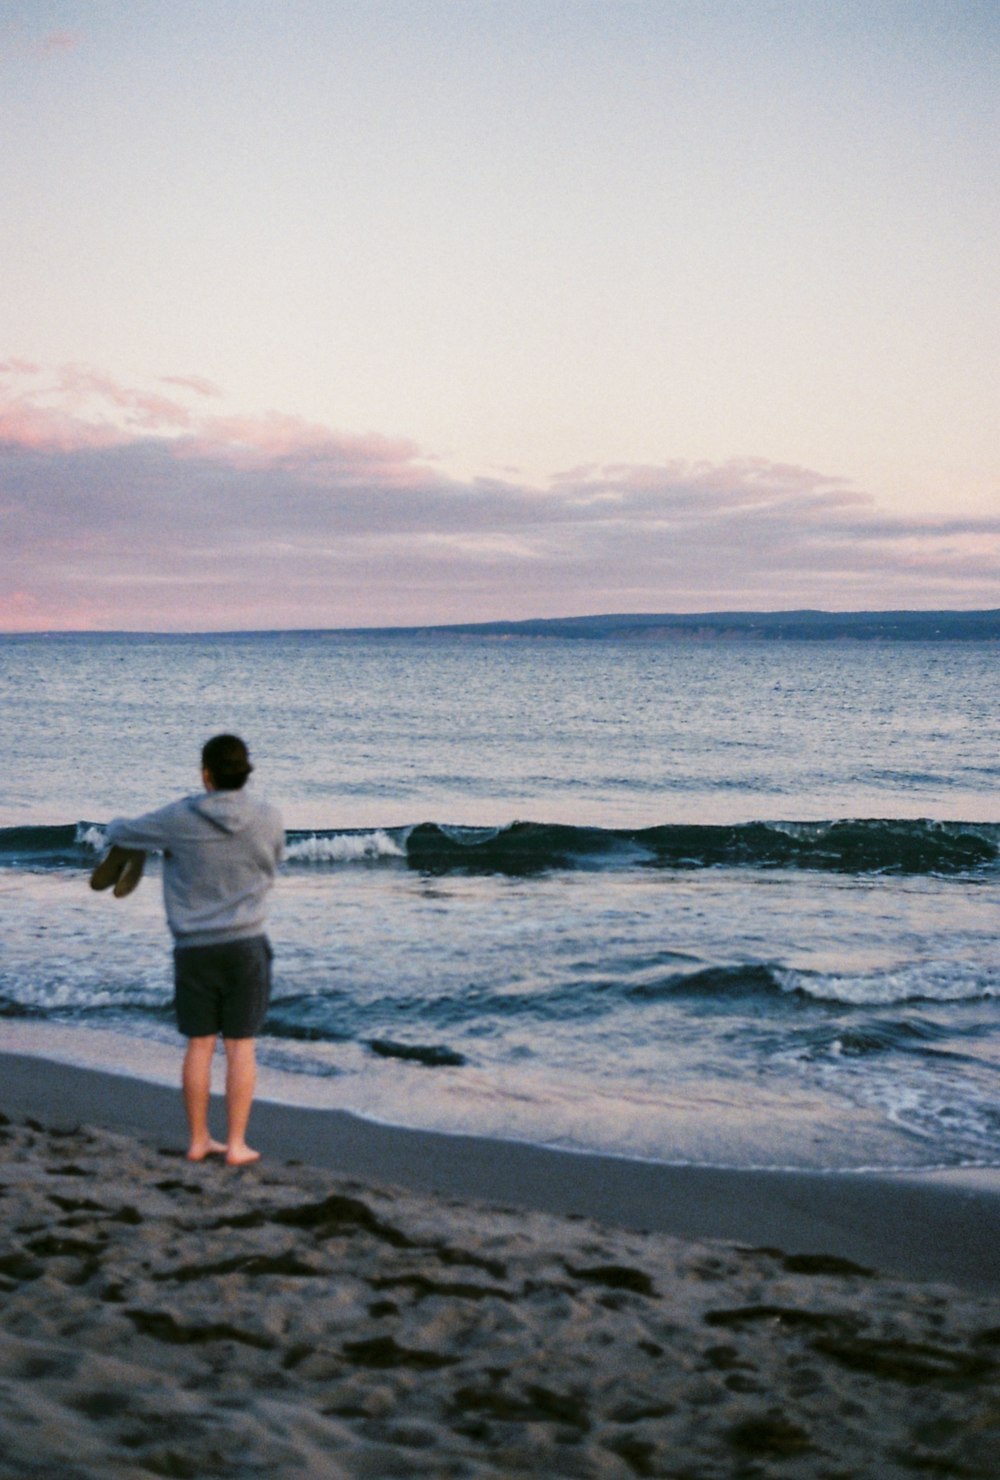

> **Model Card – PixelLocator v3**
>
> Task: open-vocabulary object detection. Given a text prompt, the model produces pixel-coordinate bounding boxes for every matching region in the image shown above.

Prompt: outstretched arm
[105,802,179,854]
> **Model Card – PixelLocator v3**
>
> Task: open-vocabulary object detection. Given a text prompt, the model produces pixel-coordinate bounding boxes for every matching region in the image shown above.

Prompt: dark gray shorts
[173,935,272,1039]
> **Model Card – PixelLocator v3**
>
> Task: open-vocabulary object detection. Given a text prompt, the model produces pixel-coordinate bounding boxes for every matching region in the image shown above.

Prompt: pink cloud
[0,365,428,483]
[2,360,999,630]
[0,400,128,453]
[0,22,79,61]
[557,458,871,520]
[39,31,81,55]
[158,374,223,398]
[0,359,42,377]
[56,365,195,430]
[180,411,426,483]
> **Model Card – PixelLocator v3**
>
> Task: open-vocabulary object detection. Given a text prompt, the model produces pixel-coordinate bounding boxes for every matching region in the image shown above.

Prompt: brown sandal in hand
[90,845,147,898]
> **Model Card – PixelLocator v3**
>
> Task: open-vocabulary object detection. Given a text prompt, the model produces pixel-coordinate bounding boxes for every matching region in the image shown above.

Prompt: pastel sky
[2,0,998,630]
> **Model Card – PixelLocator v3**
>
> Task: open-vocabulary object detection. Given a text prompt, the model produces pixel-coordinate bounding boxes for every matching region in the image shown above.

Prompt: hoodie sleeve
[105,801,184,854]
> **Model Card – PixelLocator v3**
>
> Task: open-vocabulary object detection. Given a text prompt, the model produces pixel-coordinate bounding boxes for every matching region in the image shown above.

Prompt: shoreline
[4,1046,999,1293]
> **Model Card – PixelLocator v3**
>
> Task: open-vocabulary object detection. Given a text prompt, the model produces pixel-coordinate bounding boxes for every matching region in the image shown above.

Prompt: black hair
[201,733,253,791]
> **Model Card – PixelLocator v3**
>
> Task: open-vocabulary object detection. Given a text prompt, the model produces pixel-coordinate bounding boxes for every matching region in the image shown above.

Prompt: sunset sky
[2,0,998,631]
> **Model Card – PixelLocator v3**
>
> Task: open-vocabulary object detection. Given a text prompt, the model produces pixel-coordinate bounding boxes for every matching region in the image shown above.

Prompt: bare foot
[226,1144,261,1167]
[186,1137,227,1162]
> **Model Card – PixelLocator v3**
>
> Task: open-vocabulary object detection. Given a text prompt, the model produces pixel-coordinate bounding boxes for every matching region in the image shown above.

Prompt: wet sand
[3,1050,999,1292]
[2,1052,1000,1477]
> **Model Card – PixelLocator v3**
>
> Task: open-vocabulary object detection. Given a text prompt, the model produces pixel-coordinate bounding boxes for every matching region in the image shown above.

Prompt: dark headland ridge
[8,610,1000,641]
[340,609,1000,642]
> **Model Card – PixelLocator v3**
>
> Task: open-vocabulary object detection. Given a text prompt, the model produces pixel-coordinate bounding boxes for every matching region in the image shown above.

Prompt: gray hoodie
[106,789,285,948]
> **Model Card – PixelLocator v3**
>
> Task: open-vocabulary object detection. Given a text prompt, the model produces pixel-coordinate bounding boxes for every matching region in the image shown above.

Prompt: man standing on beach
[99,734,284,1165]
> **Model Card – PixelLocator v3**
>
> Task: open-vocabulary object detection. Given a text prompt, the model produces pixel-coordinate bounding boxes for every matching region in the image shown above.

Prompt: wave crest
[285,830,404,864]
[2,816,996,877]
[403,817,999,876]
[785,960,1000,1006]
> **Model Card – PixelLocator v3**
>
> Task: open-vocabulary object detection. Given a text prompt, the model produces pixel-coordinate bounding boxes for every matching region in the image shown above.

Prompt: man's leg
[182,1035,226,1160]
[222,1036,260,1166]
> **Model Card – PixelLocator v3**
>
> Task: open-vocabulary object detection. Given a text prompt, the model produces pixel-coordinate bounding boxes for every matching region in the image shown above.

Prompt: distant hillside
[23,610,998,641]
[343,610,1000,642]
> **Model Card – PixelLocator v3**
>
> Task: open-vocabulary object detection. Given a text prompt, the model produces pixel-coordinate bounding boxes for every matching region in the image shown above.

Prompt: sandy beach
[2,1051,999,1478]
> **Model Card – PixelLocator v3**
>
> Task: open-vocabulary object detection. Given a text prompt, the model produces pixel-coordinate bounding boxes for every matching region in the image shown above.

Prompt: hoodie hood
[188,788,261,835]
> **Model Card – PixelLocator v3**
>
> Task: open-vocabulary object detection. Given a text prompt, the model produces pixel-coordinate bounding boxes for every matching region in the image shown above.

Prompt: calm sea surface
[1,632,998,1171]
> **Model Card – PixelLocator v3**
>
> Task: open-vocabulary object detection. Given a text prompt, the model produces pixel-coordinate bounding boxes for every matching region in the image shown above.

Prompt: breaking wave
[398,818,999,875]
[2,816,997,877]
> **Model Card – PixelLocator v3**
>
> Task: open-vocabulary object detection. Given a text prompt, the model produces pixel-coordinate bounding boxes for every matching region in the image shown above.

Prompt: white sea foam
[75,823,406,865]
[1,969,167,1013]
[285,830,405,864]
[779,960,1000,1006]
[809,1054,1000,1163]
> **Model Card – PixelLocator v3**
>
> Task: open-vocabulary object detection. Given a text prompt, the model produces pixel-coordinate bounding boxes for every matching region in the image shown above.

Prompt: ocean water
[1,631,998,1172]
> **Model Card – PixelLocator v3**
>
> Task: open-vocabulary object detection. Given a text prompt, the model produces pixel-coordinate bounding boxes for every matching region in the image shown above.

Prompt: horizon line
[4,607,1000,639]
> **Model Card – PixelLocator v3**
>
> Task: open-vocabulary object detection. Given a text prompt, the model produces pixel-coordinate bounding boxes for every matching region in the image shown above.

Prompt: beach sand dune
[2,1111,999,1479]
